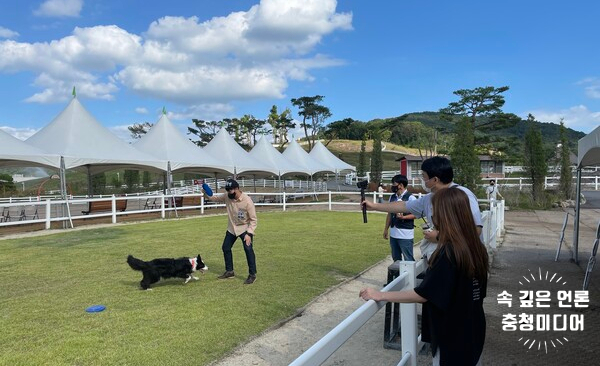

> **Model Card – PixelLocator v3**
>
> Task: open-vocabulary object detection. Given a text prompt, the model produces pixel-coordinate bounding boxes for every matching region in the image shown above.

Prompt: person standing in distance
[377,183,385,203]
[205,179,258,284]
[485,179,503,201]
[383,175,417,262]
[363,156,482,261]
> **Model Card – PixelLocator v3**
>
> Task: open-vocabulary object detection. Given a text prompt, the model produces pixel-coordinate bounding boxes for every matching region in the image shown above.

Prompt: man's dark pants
[222,231,256,275]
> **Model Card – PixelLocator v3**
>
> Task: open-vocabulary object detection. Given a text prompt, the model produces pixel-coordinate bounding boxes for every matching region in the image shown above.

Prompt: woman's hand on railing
[359,288,382,301]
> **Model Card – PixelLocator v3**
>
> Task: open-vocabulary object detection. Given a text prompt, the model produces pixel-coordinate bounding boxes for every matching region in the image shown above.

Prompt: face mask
[421,178,432,193]
[227,192,236,199]
[391,185,399,193]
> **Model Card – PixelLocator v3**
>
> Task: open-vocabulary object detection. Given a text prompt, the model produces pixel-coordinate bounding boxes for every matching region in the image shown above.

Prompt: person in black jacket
[360,187,489,366]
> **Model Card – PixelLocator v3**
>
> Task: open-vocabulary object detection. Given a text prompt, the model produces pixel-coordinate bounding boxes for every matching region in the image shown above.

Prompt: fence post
[519,177,522,191]
[160,193,165,219]
[283,192,287,211]
[544,176,548,189]
[596,176,599,190]
[45,199,51,230]
[200,195,204,214]
[328,191,332,211]
[111,195,117,224]
[399,261,418,366]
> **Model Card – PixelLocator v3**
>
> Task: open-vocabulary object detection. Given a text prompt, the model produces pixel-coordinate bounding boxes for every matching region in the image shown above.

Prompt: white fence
[290,260,427,366]
[1,189,505,366]
[345,173,600,191]
[289,201,505,366]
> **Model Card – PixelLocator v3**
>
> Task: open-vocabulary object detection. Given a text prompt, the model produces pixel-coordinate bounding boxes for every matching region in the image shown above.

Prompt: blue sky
[1,0,599,141]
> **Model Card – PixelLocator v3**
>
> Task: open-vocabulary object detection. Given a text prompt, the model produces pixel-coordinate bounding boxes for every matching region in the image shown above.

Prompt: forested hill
[354,111,586,163]
[376,111,586,143]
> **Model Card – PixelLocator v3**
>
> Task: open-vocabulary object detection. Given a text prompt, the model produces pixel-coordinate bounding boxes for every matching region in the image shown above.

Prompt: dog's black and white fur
[127,254,208,290]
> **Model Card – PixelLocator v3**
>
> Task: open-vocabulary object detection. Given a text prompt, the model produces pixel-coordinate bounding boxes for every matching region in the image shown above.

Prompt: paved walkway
[212,208,600,366]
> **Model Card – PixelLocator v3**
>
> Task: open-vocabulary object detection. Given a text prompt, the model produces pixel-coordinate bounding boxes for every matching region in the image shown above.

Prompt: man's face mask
[420,177,433,193]
[391,185,399,193]
[227,191,236,199]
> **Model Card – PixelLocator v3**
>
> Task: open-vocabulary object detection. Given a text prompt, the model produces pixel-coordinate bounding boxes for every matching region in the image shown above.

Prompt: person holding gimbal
[362,156,482,261]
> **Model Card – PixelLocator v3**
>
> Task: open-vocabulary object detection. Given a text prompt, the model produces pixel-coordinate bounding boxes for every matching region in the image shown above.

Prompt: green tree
[558,120,573,200]
[267,106,296,150]
[239,114,270,147]
[128,122,153,139]
[324,118,353,143]
[142,171,151,188]
[440,86,519,144]
[370,130,383,185]
[291,95,331,151]
[123,170,140,193]
[450,117,480,191]
[0,173,16,196]
[357,135,367,177]
[187,119,221,146]
[90,173,106,195]
[523,114,548,204]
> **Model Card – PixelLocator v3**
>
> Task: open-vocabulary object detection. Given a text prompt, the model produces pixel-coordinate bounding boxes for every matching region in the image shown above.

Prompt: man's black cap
[225,179,239,190]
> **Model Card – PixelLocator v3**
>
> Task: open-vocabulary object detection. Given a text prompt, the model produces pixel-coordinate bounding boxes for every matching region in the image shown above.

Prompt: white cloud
[168,103,235,122]
[109,125,133,143]
[523,105,600,133]
[577,77,600,99]
[135,107,148,114]
[0,126,39,140]
[0,0,351,105]
[34,0,83,18]
[0,26,19,39]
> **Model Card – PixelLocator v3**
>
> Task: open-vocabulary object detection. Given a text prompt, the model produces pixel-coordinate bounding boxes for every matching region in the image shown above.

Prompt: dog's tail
[127,255,148,271]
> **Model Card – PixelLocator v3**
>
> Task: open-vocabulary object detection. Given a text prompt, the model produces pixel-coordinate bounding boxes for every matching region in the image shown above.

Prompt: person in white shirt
[485,180,503,201]
[377,183,385,203]
[363,156,483,261]
[383,175,417,261]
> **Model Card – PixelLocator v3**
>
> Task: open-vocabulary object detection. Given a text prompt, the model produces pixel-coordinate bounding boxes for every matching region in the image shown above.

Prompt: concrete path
[212,208,600,366]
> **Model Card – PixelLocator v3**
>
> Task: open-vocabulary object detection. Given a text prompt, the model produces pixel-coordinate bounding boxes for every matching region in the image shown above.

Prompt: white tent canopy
[573,125,600,264]
[26,97,165,174]
[203,128,271,175]
[248,136,308,177]
[0,128,60,169]
[309,140,355,173]
[577,125,600,168]
[134,113,232,175]
[282,139,334,176]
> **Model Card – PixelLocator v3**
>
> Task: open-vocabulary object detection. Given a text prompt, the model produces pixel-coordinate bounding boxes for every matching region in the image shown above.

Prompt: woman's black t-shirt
[414,247,487,365]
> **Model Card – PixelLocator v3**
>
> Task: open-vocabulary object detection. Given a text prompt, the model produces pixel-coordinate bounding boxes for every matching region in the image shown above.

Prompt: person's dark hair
[421,156,453,184]
[391,174,408,187]
[430,187,489,282]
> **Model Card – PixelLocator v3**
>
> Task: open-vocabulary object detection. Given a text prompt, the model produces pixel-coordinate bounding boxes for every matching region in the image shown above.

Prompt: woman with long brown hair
[360,187,489,366]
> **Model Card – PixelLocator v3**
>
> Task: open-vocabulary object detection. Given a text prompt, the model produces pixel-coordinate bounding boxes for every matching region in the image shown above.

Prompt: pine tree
[370,130,383,185]
[558,120,573,200]
[450,117,480,191]
[91,173,106,195]
[523,114,548,204]
[357,134,367,177]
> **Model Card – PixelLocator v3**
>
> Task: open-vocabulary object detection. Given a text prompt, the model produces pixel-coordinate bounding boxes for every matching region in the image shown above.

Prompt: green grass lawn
[0,211,414,366]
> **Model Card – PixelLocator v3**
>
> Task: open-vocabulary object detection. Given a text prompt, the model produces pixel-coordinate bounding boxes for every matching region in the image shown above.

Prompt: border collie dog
[127,254,208,290]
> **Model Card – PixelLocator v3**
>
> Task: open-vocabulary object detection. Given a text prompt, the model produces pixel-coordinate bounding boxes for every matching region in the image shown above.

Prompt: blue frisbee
[85,305,106,313]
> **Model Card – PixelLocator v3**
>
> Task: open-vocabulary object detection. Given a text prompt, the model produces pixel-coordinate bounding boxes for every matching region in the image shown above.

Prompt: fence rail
[289,201,504,366]
[345,173,600,191]
[290,260,427,366]
[1,188,505,366]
